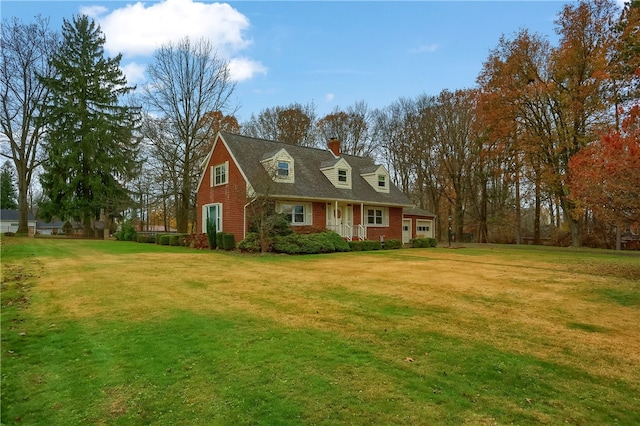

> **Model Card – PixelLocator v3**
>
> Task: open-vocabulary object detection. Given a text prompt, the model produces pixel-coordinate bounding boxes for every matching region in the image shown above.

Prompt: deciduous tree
[316,101,377,157]
[142,37,236,233]
[243,102,317,147]
[0,16,59,232]
[569,106,640,249]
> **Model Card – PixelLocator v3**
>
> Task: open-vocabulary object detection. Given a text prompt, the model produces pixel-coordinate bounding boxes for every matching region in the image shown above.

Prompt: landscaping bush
[159,234,171,246]
[222,233,235,250]
[115,219,137,241]
[273,231,350,255]
[411,238,437,248]
[216,232,224,250]
[136,234,156,244]
[383,239,402,249]
[348,240,382,251]
[169,235,181,246]
[187,233,209,249]
[326,231,350,252]
[348,241,363,251]
[206,217,217,249]
[238,232,261,252]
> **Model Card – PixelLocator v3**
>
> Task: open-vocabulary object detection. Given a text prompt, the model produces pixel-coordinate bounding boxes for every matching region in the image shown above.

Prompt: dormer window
[360,165,390,193]
[321,157,352,189]
[262,148,294,183]
[277,161,290,178]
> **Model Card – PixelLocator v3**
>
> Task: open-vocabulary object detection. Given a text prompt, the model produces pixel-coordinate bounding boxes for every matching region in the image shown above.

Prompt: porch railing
[326,224,366,241]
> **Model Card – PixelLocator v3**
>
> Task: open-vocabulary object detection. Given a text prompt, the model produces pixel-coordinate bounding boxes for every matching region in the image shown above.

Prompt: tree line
[1,0,638,248]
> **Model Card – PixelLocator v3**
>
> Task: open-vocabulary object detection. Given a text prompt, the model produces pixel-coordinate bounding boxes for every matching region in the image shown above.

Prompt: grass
[1,237,639,425]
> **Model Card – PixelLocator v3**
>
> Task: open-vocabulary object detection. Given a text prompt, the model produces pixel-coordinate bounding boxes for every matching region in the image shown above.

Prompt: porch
[324,201,366,241]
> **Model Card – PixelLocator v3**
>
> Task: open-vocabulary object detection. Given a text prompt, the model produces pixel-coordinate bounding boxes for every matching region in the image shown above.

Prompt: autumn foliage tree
[568,106,640,249]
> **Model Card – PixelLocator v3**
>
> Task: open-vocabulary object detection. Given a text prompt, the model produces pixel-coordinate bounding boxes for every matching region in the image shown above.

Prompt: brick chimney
[327,138,341,156]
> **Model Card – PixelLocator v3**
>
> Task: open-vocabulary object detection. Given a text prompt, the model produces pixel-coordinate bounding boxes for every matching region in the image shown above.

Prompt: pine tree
[0,161,18,210]
[39,15,140,236]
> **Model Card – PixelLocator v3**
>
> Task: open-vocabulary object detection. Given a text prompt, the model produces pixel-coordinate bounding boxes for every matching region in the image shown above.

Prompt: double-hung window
[338,169,348,183]
[213,162,228,186]
[366,208,384,225]
[277,161,290,178]
[279,203,308,225]
[378,174,386,188]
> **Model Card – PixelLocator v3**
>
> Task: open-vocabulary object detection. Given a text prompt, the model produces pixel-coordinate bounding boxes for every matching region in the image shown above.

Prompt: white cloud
[83,0,252,58]
[409,44,439,54]
[324,93,335,103]
[228,57,267,82]
[121,62,147,85]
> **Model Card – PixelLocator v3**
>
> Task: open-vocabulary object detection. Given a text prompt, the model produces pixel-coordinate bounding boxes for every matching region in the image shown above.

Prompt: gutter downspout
[243,200,253,240]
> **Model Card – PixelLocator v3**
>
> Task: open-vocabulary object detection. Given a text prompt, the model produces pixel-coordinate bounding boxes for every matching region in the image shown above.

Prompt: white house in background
[0,209,36,235]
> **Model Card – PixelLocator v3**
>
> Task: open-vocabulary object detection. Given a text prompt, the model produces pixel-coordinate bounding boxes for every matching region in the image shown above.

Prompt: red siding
[365,207,403,241]
[196,137,249,240]
[311,202,326,229]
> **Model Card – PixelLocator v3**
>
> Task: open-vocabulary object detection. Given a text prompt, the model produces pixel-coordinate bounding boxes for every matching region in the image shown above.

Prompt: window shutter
[306,203,313,225]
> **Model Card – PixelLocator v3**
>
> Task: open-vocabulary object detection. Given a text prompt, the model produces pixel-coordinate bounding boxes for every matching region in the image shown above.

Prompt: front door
[402,218,412,244]
[326,203,353,239]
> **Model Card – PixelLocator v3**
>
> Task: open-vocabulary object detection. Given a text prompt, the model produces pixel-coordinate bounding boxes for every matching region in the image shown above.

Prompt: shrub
[348,241,363,251]
[216,232,224,250]
[222,233,235,250]
[273,231,350,255]
[238,232,261,252]
[115,219,137,241]
[324,231,350,252]
[136,234,156,244]
[206,217,217,249]
[411,238,436,248]
[384,239,402,249]
[159,234,171,245]
[169,235,181,246]
[362,240,382,251]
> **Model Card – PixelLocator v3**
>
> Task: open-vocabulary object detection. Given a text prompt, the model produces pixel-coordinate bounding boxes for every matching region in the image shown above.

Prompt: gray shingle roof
[219,132,412,207]
[0,209,36,221]
[403,207,437,217]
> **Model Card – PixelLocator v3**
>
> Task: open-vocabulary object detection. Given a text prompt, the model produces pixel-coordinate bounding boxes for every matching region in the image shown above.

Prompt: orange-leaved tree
[568,106,640,249]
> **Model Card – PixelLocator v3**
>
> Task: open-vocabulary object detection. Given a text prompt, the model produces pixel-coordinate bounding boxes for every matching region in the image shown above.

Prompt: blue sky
[2,1,618,122]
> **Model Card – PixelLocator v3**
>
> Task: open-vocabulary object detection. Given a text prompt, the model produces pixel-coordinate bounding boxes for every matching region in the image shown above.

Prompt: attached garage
[402,207,436,244]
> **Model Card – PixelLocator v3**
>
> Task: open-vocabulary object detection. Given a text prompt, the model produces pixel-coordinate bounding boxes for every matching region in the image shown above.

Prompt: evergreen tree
[0,161,18,209]
[39,15,140,236]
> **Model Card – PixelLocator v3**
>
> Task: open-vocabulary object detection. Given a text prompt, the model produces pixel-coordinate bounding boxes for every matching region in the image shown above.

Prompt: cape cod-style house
[196,132,435,244]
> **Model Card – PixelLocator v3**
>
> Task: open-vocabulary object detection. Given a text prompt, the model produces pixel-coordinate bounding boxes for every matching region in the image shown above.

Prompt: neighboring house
[196,132,435,243]
[36,219,65,235]
[0,209,37,235]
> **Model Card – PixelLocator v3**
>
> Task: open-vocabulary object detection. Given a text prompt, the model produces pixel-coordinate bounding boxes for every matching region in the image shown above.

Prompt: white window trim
[364,206,388,227]
[202,203,223,233]
[276,201,312,226]
[212,161,228,186]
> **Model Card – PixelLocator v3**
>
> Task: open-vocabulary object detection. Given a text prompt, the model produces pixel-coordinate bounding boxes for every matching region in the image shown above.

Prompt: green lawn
[1,237,639,425]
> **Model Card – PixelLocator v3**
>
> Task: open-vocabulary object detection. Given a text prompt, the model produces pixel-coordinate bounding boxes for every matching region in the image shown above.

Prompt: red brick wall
[365,207,403,241]
[312,202,326,229]
[196,137,249,240]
